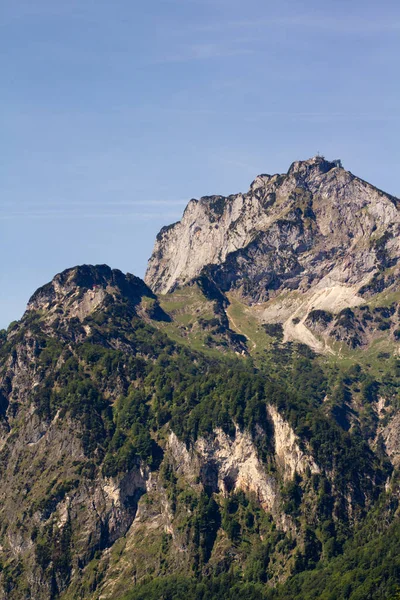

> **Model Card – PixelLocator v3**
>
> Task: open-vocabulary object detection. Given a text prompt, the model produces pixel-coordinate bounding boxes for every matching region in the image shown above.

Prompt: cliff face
[26,264,161,324]
[146,157,400,302]
[146,157,400,354]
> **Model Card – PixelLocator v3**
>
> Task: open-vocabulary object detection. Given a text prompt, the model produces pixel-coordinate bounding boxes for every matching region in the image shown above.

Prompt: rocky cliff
[146,157,400,353]
[146,156,400,298]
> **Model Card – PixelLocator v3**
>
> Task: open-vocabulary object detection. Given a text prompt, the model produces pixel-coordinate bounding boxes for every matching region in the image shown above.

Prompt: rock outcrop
[146,156,400,303]
[27,264,157,321]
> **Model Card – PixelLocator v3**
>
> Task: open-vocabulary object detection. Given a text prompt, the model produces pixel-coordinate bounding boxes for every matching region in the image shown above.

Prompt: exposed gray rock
[146,156,400,303]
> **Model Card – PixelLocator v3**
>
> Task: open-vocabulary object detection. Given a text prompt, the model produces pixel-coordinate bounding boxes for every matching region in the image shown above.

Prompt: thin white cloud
[0,199,188,208]
[193,15,400,35]
[0,211,182,221]
[148,41,254,64]
[242,111,400,123]
[144,106,400,122]
[280,14,400,34]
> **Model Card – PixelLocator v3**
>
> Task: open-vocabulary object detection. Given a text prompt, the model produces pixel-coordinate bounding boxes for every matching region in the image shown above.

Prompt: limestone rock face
[267,405,319,482]
[167,406,320,533]
[169,428,281,518]
[23,264,170,336]
[146,157,400,302]
[27,264,155,321]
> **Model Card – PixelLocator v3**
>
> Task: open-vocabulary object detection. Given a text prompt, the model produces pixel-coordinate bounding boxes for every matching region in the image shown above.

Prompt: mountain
[146,156,400,355]
[146,156,400,297]
[1,159,400,600]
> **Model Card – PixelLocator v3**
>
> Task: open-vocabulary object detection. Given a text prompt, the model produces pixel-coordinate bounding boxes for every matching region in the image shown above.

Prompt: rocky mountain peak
[145,157,400,304]
[249,173,272,191]
[248,156,342,194]
[287,155,342,178]
[26,264,155,324]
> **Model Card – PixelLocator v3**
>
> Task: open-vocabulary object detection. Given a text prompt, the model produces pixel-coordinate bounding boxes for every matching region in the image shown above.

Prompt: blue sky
[1,0,400,328]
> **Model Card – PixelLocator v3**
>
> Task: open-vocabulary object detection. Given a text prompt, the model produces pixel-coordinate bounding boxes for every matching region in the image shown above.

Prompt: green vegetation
[272,494,400,600]
[120,574,267,600]
[1,280,400,600]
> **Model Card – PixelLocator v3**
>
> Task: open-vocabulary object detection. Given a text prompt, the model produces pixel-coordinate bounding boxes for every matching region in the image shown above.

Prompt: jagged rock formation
[146,156,400,298]
[146,156,400,352]
[27,263,170,326]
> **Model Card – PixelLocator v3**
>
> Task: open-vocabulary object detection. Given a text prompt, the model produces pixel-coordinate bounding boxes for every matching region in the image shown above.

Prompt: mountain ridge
[1,159,400,599]
[145,156,400,354]
[145,156,400,299]
[1,263,397,599]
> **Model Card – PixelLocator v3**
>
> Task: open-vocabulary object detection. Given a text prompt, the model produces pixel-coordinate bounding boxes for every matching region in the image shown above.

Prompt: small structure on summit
[314,153,342,169]
[332,159,343,168]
